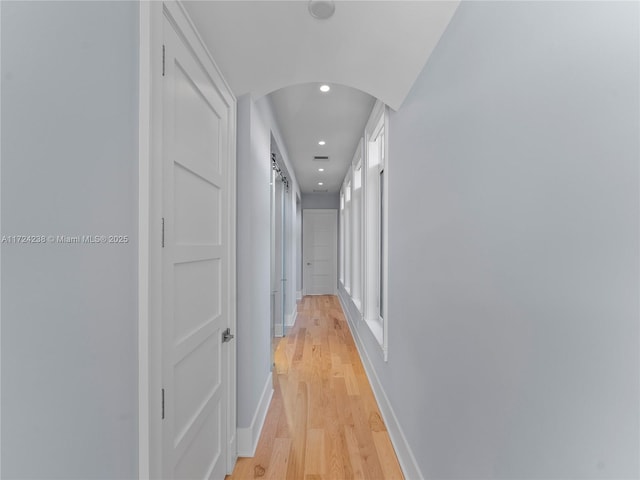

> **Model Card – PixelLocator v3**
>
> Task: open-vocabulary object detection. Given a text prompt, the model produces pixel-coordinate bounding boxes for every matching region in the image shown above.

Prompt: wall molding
[237,373,273,457]
[338,291,424,480]
[296,290,302,301]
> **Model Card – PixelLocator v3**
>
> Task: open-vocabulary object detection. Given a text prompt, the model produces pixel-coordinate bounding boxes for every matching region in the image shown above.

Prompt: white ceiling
[268,83,375,193]
[183,0,460,193]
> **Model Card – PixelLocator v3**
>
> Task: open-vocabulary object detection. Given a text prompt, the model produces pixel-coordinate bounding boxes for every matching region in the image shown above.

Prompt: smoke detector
[308,1,335,20]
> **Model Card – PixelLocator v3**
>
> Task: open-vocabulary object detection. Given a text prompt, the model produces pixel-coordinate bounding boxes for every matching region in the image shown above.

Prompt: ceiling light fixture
[318,182,324,186]
[318,140,326,146]
[319,84,330,93]
[308,0,335,20]
[318,168,324,172]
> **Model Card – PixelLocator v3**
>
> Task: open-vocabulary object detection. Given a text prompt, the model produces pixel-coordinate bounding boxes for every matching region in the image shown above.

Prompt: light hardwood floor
[227,295,404,480]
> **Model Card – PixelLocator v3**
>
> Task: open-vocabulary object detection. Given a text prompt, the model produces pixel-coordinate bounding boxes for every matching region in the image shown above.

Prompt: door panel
[174,406,221,480]
[303,210,338,295]
[173,258,221,342]
[174,164,221,245]
[162,15,228,480]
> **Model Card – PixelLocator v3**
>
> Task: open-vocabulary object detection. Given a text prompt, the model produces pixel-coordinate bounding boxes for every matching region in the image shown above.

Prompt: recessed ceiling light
[319,85,330,93]
[318,168,324,172]
[318,140,326,146]
[318,182,324,186]
[308,1,335,20]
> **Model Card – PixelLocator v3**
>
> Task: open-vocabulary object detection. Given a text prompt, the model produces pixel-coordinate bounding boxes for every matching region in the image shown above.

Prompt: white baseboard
[285,309,297,328]
[237,373,273,457]
[337,292,424,480]
[274,322,284,337]
[296,290,302,301]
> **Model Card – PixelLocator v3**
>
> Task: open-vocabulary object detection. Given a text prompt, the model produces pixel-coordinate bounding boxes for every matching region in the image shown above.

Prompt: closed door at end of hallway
[303,209,338,295]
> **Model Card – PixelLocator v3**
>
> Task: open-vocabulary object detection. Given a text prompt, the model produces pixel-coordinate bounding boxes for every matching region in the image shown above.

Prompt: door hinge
[162,45,165,77]
[161,217,165,248]
[161,388,165,420]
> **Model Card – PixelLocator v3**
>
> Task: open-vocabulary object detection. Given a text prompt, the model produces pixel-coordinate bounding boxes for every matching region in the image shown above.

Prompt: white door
[162,15,231,480]
[303,209,338,295]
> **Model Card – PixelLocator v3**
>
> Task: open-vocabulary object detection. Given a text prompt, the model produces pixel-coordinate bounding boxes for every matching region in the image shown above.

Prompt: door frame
[138,2,237,477]
[302,209,338,296]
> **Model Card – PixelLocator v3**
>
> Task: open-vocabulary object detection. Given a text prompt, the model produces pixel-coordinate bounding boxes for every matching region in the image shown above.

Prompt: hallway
[3,2,638,478]
[229,296,403,480]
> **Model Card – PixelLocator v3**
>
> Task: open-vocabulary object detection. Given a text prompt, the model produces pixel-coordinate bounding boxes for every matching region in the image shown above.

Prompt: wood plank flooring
[227,295,404,480]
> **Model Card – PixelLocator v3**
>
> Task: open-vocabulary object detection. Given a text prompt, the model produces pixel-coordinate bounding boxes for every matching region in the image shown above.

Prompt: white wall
[302,192,339,209]
[236,94,301,434]
[341,1,639,478]
[1,2,139,477]
[236,95,272,432]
